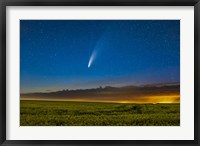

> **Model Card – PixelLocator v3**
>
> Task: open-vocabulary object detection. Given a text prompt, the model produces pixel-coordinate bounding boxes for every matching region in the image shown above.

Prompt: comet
[87,30,106,68]
[88,50,97,68]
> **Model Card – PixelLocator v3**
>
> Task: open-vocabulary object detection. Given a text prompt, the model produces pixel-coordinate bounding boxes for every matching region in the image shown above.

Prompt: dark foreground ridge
[21,82,180,103]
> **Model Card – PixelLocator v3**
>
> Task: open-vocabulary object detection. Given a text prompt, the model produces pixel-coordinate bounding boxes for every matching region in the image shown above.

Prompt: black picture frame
[0,0,199,145]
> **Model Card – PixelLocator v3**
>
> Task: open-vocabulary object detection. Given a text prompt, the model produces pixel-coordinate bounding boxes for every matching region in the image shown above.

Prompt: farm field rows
[20,100,180,126]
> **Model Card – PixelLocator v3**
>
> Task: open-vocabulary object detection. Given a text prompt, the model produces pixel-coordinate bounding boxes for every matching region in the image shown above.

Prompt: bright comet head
[88,50,97,68]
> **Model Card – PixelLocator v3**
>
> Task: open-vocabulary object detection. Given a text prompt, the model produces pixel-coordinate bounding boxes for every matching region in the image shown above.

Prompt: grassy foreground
[20,100,180,126]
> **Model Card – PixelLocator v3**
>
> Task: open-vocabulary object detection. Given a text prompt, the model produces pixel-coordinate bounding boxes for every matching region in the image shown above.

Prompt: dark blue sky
[20,20,180,93]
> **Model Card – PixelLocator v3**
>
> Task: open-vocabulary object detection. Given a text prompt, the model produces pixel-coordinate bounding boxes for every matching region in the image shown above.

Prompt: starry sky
[20,20,180,93]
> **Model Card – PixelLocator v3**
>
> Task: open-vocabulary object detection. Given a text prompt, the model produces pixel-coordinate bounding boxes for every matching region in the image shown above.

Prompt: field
[20,100,180,126]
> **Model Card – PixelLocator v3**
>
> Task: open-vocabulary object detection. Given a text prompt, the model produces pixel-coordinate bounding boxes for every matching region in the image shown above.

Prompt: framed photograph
[0,0,199,145]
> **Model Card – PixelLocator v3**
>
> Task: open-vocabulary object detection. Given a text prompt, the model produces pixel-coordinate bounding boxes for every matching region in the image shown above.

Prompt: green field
[20,100,180,126]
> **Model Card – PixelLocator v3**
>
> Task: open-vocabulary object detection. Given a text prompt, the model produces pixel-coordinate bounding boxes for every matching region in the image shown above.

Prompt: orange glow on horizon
[21,94,180,104]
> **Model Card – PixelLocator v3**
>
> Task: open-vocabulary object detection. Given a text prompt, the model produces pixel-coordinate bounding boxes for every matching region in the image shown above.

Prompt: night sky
[20,20,180,93]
